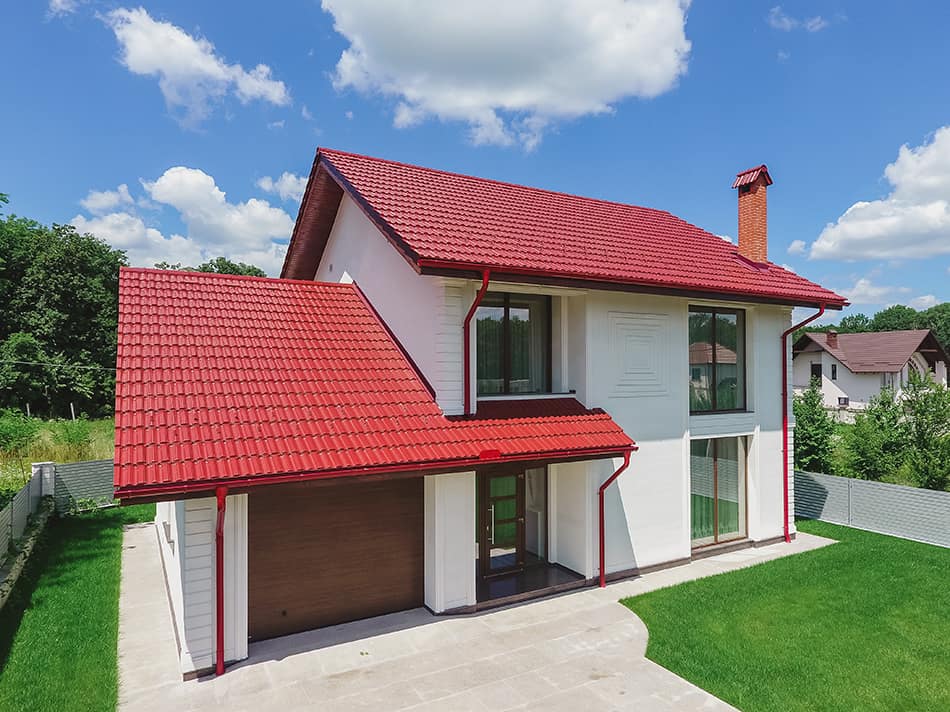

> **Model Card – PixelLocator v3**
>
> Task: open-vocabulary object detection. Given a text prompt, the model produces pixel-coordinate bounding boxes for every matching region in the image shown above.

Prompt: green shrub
[902,371,950,491]
[49,418,93,460]
[843,387,909,482]
[0,411,40,456]
[793,379,835,473]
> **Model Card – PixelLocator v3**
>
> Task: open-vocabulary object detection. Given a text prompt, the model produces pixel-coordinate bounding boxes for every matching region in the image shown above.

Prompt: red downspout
[781,304,825,543]
[598,448,636,588]
[214,486,227,676]
[463,270,491,415]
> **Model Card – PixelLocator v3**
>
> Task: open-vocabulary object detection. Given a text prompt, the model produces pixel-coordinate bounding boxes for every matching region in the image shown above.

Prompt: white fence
[0,463,50,560]
[795,470,950,548]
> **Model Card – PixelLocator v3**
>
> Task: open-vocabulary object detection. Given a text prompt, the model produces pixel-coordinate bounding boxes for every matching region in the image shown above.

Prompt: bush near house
[792,379,835,474]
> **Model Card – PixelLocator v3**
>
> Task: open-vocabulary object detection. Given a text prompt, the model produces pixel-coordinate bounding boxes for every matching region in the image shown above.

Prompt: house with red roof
[793,329,949,412]
[114,152,846,677]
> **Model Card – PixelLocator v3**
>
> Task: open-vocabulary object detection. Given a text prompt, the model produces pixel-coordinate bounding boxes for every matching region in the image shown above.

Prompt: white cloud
[301,105,313,120]
[267,120,285,130]
[256,172,308,203]
[768,6,828,32]
[71,166,294,275]
[344,110,354,120]
[811,126,950,260]
[322,0,691,149]
[909,294,938,310]
[787,239,806,255]
[837,277,911,306]
[777,50,791,62]
[80,184,134,214]
[104,7,290,126]
[48,0,80,16]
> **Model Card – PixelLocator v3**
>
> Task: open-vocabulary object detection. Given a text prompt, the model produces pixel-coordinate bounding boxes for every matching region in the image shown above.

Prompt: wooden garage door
[248,477,424,641]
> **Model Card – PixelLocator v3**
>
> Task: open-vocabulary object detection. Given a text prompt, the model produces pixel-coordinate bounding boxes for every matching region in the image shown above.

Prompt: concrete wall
[155,494,248,675]
[423,471,476,612]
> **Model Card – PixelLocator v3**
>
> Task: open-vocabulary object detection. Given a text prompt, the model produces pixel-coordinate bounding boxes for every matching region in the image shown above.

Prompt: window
[690,437,746,547]
[838,396,849,407]
[810,363,822,381]
[476,292,551,396]
[831,364,838,381]
[688,307,746,412]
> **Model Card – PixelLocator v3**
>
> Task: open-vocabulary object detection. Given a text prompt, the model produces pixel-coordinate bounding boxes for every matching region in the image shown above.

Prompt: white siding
[793,350,884,409]
[424,472,476,612]
[549,461,594,578]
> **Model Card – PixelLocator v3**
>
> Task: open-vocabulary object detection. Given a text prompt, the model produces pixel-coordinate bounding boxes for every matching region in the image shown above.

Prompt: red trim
[598,449,635,588]
[214,486,227,676]
[116,445,637,501]
[463,270,491,414]
[781,305,826,543]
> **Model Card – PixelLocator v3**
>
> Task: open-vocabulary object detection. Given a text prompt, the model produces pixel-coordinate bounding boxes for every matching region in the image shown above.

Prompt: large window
[476,292,551,396]
[690,437,746,546]
[688,307,746,412]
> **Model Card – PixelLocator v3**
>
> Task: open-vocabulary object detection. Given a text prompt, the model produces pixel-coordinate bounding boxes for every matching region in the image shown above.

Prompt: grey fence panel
[795,470,950,548]
[54,459,115,513]
[28,471,41,515]
[11,488,29,539]
[0,505,10,556]
[795,471,851,525]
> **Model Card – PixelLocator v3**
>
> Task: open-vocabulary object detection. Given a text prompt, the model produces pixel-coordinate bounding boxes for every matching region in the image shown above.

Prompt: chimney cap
[732,164,773,189]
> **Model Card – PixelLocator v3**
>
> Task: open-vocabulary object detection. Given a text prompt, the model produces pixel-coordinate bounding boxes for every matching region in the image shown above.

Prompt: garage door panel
[248,477,423,641]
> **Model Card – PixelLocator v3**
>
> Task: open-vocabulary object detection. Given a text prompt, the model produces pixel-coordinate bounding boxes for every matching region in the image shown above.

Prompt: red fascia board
[114,444,638,501]
[417,259,848,310]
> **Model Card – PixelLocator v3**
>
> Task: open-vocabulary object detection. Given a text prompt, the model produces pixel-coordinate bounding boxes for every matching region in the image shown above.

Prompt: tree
[870,304,920,333]
[155,256,266,277]
[901,371,950,491]
[0,201,126,416]
[843,388,909,482]
[793,379,835,473]
[919,303,950,351]
[837,313,871,333]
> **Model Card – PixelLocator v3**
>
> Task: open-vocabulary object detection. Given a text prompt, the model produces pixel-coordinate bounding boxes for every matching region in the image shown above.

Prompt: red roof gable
[114,268,633,498]
[283,148,846,309]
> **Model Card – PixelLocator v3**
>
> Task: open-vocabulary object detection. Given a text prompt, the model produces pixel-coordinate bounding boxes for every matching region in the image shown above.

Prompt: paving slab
[118,525,835,711]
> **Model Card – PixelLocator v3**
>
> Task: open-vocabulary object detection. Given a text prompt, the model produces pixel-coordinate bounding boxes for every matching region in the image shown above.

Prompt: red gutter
[116,445,637,501]
[598,448,636,588]
[463,270,491,414]
[780,304,826,543]
[214,486,227,676]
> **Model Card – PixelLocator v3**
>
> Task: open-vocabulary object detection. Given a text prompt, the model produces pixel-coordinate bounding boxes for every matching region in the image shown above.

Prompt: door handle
[489,505,495,544]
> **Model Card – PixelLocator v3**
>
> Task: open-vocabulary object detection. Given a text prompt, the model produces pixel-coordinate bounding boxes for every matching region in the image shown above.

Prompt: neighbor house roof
[114,268,633,498]
[283,148,846,309]
[793,329,949,373]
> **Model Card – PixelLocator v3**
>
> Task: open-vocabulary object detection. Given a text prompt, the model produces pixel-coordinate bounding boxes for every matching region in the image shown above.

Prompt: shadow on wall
[598,457,637,574]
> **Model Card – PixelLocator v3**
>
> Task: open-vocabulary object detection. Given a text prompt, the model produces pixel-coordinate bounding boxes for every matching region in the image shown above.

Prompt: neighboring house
[792,329,949,411]
[114,153,846,677]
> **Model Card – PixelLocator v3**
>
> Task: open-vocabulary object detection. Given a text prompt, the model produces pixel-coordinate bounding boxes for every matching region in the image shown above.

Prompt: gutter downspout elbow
[781,304,826,543]
[463,270,491,415]
[598,448,635,588]
[214,486,228,676]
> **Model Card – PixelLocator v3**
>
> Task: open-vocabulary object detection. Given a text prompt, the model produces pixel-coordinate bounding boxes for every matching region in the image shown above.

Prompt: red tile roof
[794,329,948,373]
[732,164,773,189]
[283,148,845,309]
[114,268,633,498]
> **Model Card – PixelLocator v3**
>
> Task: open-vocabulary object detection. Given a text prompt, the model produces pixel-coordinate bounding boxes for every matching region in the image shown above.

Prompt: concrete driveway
[118,525,833,711]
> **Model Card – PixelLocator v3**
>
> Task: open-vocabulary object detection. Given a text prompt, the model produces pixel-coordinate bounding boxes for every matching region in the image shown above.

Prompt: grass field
[0,503,154,712]
[623,519,950,712]
[0,418,114,501]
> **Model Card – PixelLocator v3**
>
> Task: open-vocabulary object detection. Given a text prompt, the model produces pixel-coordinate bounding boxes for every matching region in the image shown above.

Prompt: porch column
[424,471,476,613]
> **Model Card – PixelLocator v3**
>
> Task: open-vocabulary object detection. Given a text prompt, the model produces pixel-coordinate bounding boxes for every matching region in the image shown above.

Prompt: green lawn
[0,504,154,712]
[623,520,950,712]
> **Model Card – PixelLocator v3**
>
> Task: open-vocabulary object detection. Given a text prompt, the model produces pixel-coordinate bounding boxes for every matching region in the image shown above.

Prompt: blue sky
[3,1,949,320]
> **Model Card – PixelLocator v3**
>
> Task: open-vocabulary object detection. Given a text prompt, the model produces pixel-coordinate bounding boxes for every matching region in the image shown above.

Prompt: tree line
[0,194,264,418]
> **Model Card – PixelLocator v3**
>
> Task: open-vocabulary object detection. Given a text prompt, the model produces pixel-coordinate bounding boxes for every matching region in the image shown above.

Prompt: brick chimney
[732,165,773,263]
[827,329,838,349]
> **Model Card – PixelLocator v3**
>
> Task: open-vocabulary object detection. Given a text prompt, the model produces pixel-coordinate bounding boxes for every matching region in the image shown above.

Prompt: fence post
[847,479,853,525]
[34,462,55,498]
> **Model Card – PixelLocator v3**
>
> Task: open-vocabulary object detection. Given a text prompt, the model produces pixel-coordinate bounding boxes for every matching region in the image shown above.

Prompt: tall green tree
[919,303,950,350]
[843,388,909,482]
[901,371,950,491]
[0,197,126,416]
[155,256,266,277]
[793,379,836,473]
[870,304,920,332]
[838,313,872,333]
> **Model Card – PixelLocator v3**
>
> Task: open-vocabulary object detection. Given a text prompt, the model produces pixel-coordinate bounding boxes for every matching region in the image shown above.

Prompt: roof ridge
[120,266,354,289]
[318,146,695,224]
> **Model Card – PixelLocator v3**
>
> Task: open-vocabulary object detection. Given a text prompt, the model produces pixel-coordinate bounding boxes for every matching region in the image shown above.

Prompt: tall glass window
[476,293,551,396]
[688,307,746,412]
[690,437,746,546]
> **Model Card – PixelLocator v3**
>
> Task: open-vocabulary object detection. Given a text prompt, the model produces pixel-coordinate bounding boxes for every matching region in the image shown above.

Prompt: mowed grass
[623,520,950,712]
[0,504,154,712]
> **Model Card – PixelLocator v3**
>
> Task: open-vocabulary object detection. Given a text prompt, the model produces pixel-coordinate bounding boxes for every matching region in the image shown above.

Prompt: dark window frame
[477,292,553,396]
[831,364,838,381]
[688,306,747,414]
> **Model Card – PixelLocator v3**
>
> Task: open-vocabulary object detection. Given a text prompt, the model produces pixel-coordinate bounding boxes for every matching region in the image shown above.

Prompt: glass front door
[690,437,746,547]
[479,471,525,575]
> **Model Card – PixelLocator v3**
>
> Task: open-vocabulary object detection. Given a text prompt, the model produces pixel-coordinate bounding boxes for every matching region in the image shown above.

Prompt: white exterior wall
[424,472,476,612]
[314,195,464,414]
[548,461,595,577]
[156,495,248,675]
[792,350,884,409]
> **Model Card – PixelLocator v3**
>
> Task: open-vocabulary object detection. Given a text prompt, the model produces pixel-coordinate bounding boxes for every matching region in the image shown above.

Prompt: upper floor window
[688,307,746,413]
[476,292,551,396]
